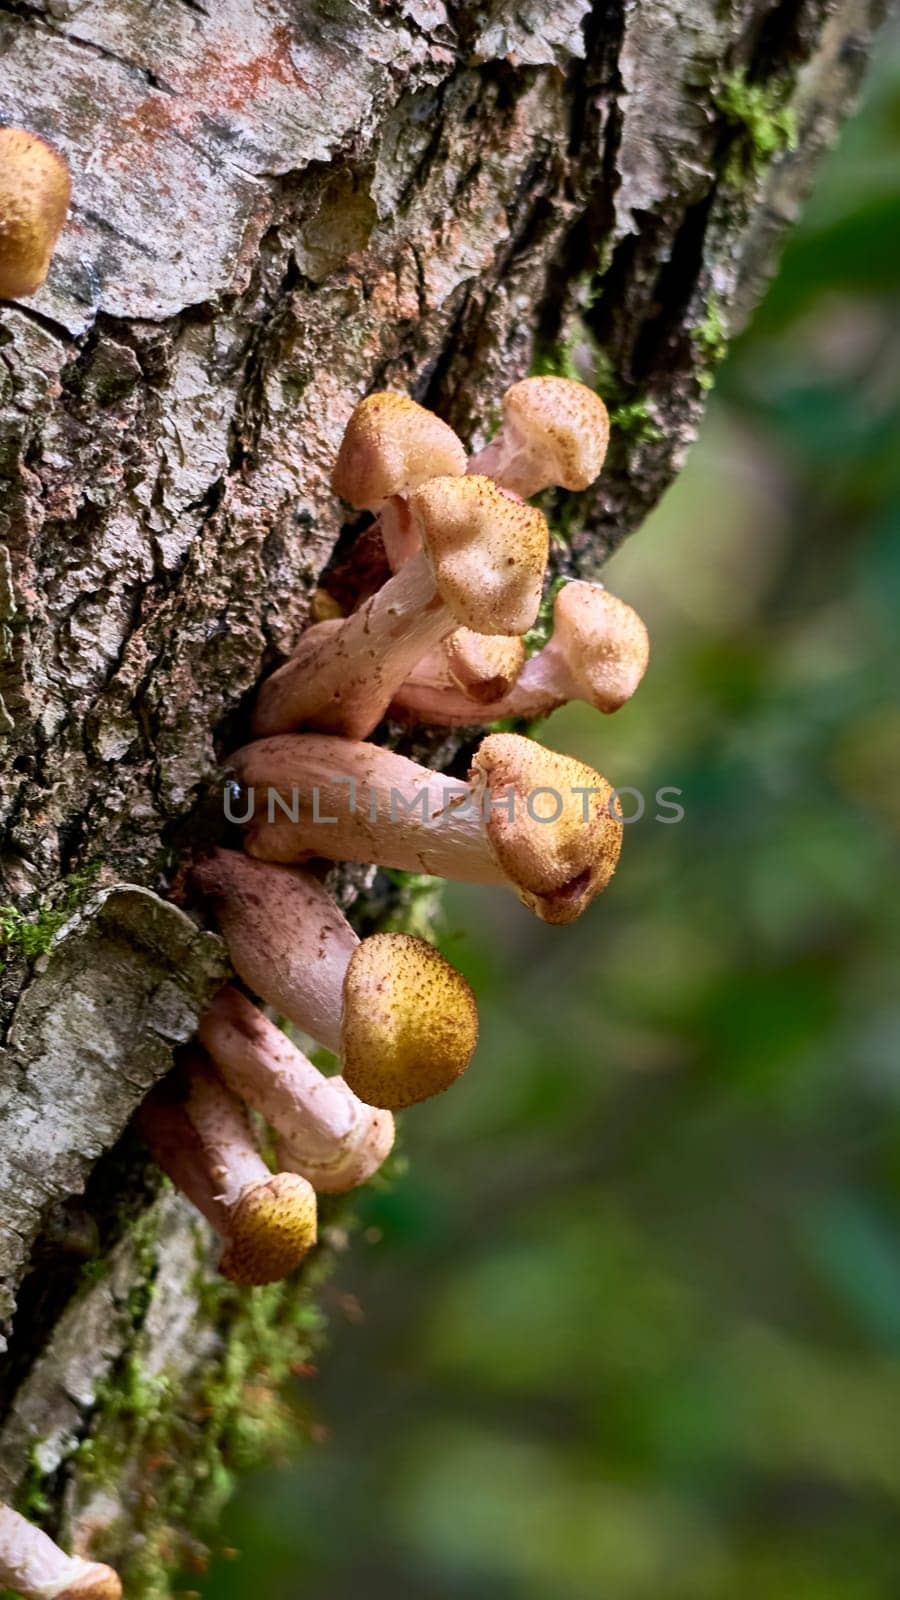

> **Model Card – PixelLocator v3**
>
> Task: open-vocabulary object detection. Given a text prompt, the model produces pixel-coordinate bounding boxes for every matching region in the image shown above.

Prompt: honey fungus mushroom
[0,1503,121,1600]
[199,987,395,1190]
[192,851,479,1109]
[252,475,548,741]
[391,582,650,724]
[137,1050,318,1285]
[0,127,71,299]
[232,731,623,926]
[468,375,610,498]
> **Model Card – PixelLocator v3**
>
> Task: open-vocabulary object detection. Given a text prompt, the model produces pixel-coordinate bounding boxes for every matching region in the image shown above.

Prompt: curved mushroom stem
[192,852,478,1107]
[137,1051,317,1285]
[231,730,623,925]
[252,542,451,740]
[0,1503,121,1600]
[198,988,395,1192]
[392,582,650,725]
[252,478,547,740]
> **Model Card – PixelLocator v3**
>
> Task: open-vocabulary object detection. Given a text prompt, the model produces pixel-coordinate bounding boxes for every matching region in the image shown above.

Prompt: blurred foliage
[199,39,900,1600]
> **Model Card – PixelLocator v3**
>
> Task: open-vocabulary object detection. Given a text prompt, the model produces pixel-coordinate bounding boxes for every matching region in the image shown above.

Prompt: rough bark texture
[0,0,889,1587]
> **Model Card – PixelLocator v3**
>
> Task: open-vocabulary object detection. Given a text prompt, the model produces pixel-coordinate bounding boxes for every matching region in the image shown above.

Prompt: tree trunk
[0,0,888,1589]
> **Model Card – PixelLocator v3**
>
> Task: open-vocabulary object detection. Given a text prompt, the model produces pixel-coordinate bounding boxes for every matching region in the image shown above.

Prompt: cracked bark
[0,0,889,1581]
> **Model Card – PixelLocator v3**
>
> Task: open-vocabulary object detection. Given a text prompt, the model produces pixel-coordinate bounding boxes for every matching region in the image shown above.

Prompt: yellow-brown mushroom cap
[446,628,526,703]
[331,392,467,508]
[220,1172,318,1286]
[341,932,478,1109]
[469,733,623,924]
[0,127,71,299]
[554,582,650,711]
[58,1568,123,1600]
[503,376,609,491]
[409,475,548,635]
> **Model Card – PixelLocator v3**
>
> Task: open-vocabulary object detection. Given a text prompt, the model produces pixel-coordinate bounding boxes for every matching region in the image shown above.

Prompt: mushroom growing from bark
[232,731,623,925]
[252,475,548,740]
[391,581,650,724]
[467,375,610,498]
[137,1051,318,1284]
[0,128,71,300]
[0,1503,121,1600]
[198,987,395,1190]
[192,851,478,1109]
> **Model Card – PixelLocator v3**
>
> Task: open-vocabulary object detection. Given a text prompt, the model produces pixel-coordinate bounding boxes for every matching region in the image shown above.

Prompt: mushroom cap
[469,733,623,924]
[331,393,466,508]
[409,475,548,634]
[0,127,71,299]
[553,582,650,711]
[503,376,609,491]
[58,1568,123,1600]
[277,1088,396,1193]
[341,932,478,1108]
[220,1172,318,1286]
[446,628,526,703]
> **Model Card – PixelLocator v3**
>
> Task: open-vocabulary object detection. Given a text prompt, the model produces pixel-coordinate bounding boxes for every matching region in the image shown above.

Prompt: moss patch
[692,290,729,392]
[0,862,102,972]
[714,70,798,186]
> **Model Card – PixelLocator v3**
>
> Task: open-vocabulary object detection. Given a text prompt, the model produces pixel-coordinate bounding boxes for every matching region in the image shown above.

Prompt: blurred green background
[201,40,900,1600]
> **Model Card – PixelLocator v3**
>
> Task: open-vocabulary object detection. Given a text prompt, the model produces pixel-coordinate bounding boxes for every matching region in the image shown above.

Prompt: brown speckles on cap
[220,1172,317,1286]
[503,376,609,495]
[331,392,467,508]
[445,628,526,702]
[58,1569,123,1600]
[341,932,478,1109]
[0,127,71,299]
[469,733,623,924]
[553,582,650,712]
[409,475,548,634]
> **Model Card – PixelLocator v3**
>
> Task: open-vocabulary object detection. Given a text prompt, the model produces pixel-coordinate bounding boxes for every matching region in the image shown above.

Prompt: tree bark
[0,0,888,1586]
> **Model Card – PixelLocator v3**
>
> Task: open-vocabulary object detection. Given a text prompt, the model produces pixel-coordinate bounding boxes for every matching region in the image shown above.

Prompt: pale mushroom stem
[234,733,503,884]
[0,1502,122,1600]
[192,852,360,1053]
[198,988,394,1192]
[466,423,543,498]
[184,1054,275,1206]
[199,987,355,1154]
[390,644,568,725]
[252,545,451,740]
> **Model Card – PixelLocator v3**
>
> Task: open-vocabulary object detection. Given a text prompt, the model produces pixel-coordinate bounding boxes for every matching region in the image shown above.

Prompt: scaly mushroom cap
[341,932,478,1109]
[469,733,623,924]
[409,475,548,635]
[219,1171,318,1286]
[0,127,71,299]
[504,376,609,491]
[331,392,467,508]
[446,628,526,702]
[554,582,650,711]
[58,1569,123,1600]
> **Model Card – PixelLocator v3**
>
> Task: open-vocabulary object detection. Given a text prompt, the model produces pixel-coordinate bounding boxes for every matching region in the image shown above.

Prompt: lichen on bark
[0,0,888,1579]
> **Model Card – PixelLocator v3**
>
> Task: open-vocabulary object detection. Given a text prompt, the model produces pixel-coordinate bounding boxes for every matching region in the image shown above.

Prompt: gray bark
[0,0,889,1585]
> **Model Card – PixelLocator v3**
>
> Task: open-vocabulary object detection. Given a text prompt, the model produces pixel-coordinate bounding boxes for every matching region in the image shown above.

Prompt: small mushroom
[192,851,479,1108]
[252,475,548,740]
[137,1050,318,1285]
[0,1503,121,1600]
[232,730,623,925]
[0,128,71,300]
[467,375,610,498]
[198,987,395,1191]
[392,581,650,724]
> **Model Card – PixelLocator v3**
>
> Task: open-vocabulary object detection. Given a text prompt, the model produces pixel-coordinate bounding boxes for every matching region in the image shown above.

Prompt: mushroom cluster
[136,379,649,1302]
